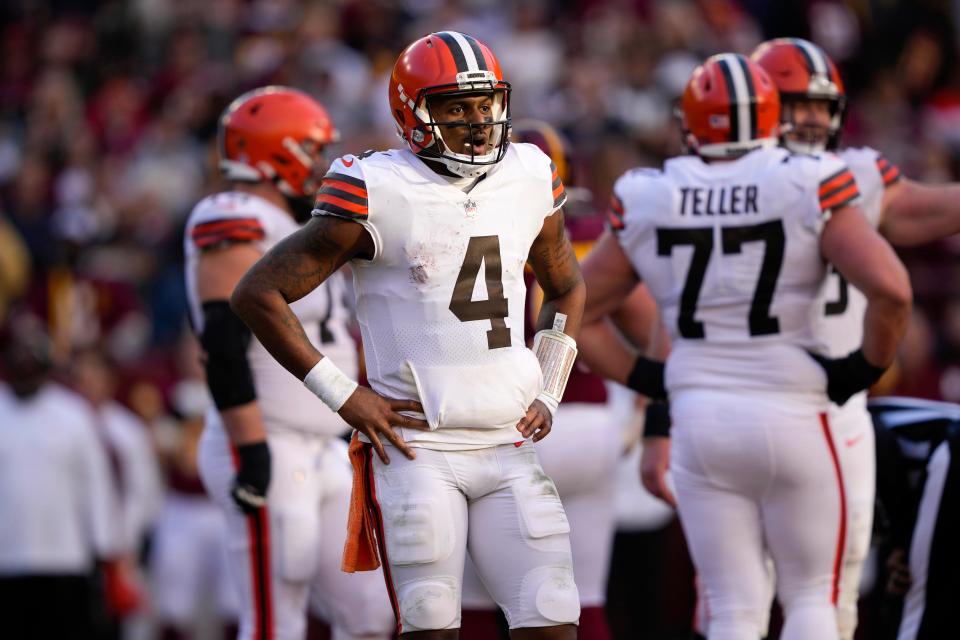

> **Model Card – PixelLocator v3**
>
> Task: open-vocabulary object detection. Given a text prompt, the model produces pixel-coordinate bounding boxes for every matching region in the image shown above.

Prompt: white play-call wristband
[303,357,359,413]
[533,329,578,416]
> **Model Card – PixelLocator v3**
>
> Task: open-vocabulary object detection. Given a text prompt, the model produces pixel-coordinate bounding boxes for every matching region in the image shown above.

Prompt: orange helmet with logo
[390,31,511,178]
[680,53,780,159]
[751,38,846,153]
[218,86,339,200]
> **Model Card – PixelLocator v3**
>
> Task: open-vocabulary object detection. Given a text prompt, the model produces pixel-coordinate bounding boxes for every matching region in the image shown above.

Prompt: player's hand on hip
[640,436,676,508]
[338,386,428,464]
[517,399,553,442]
[231,441,271,513]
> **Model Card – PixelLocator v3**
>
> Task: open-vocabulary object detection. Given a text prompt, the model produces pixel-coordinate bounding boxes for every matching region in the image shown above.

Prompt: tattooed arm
[231,216,425,463]
[528,210,585,339]
[516,210,585,442]
[231,215,371,378]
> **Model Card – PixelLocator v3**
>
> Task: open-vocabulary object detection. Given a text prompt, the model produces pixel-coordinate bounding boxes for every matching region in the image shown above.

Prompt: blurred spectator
[69,346,164,559]
[0,316,122,638]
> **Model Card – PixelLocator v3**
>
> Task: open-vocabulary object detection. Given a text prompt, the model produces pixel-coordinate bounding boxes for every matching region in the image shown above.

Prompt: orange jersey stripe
[321,179,368,200]
[882,167,901,185]
[820,184,860,211]
[316,193,369,216]
[192,217,263,234]
[610,195,624,215]
[552,183,565,200]
[193,230,265,248]
[819,170,855,196]
[607,210,625,230]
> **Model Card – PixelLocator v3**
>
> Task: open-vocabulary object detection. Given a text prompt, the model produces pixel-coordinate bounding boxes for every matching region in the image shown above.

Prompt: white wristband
[303,357,359,413]
[533,329,578,412]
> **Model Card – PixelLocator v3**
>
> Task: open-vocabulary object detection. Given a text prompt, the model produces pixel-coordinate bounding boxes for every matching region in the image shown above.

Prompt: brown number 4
[449,235,512,349]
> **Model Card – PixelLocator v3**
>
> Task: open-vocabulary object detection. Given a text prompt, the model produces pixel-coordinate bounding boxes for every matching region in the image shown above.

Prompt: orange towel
[341,432,381,572]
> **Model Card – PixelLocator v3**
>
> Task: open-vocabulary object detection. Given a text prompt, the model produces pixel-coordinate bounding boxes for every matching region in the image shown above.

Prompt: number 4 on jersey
[449,235,512,349]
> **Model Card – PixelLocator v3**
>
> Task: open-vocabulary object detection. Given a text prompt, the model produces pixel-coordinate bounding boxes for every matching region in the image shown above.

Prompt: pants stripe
[820,412,847,605]
[230,445,274,640]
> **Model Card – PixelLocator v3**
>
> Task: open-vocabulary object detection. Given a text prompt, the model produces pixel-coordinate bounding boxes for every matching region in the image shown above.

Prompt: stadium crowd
[1,0,959,639]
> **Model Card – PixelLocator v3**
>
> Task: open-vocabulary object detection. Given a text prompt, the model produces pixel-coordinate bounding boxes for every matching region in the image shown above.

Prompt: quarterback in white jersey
[231,33,585,639]
[184,87,393,640]
[580,54,910,640]
[752,37,960,640]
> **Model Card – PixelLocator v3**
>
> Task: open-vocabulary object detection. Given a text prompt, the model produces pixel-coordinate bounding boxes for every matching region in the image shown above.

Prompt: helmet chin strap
[419,152,492,179]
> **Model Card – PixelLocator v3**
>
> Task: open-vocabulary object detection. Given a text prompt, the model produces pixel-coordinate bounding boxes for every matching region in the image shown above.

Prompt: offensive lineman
[230,33,584,639]
[579,54,911,639]
[184,87,394,640]
[748,38,960,640]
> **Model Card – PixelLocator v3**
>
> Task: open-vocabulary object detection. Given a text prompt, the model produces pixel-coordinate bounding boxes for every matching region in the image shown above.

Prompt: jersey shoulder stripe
[607,193,626,232]
[550,161,567,208]
[819,167,859,211]
[191,217,265,249]
[314,169,369,220]
[876,155,902,187]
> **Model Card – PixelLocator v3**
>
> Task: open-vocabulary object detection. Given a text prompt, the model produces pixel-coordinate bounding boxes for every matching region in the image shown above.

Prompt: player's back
[613,146,857,398]
[184,191,355,437]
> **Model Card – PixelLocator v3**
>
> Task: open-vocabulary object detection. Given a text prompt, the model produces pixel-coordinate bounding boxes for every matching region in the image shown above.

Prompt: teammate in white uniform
[184,86,394,640]
[748,38,960,640]
[230,32,585,640]
[579,54,911,640]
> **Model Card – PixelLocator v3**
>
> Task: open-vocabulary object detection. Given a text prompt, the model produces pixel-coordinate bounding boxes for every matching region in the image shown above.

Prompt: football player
[748,38,960,640]
[579,54,911,639]
[184,86,394,640]
[230,33,585,639]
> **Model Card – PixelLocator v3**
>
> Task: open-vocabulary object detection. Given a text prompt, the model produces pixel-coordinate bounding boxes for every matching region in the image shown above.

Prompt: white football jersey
[813,147,902,357]
[184,191,356,438]
[312,144,566,449]
[611,147,860,397]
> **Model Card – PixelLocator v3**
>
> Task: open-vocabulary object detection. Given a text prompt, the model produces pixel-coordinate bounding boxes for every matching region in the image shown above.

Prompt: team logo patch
[463,198,479,218]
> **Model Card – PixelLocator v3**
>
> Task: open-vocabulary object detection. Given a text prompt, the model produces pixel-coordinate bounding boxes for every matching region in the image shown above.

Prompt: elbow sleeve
[200,300,257,410]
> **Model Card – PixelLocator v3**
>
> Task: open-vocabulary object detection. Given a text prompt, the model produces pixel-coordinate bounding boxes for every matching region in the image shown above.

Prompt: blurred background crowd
[0,0,958,638]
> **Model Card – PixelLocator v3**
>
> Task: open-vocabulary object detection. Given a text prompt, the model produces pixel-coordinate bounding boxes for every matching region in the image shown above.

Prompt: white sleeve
[76,413,123,558]
[312,155,380,259]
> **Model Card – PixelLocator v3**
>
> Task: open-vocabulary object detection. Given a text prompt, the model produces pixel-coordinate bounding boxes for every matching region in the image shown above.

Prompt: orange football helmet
[390,31,511,178]
[680,53,780,159]
[218,86,338,200]
[751,38,846,153]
